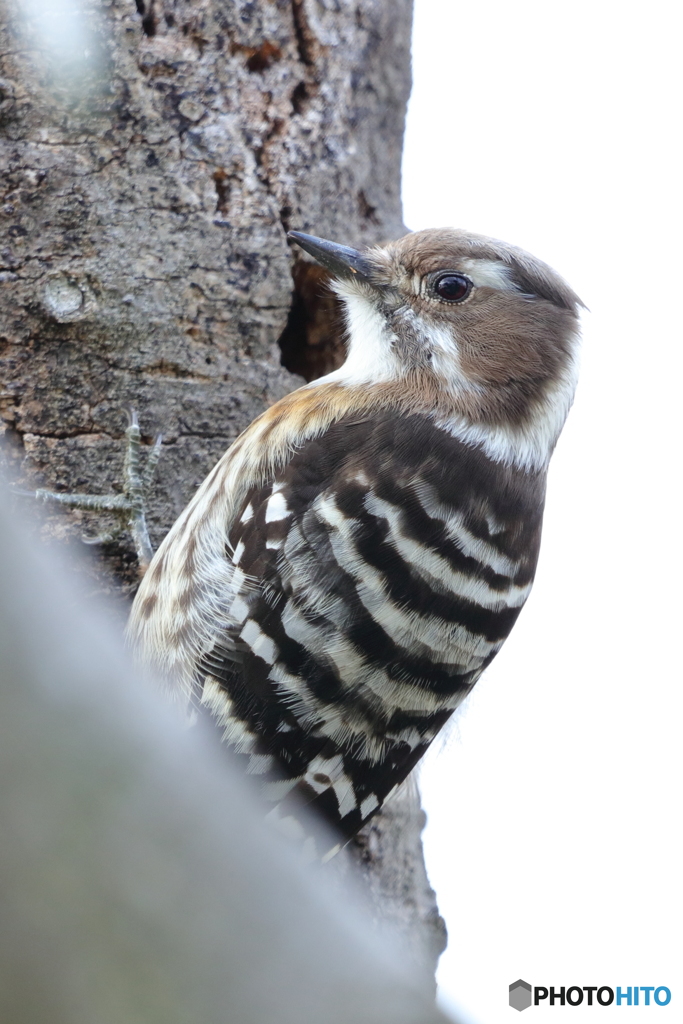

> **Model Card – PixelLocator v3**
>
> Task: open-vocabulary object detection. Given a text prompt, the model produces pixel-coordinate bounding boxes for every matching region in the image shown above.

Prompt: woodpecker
[128,227,582,858]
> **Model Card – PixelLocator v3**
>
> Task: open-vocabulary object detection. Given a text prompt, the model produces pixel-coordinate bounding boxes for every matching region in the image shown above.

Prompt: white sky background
[403,2,682,1021]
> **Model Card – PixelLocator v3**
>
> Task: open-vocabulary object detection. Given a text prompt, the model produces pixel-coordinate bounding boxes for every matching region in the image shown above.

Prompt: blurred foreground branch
[0,480,454,1024]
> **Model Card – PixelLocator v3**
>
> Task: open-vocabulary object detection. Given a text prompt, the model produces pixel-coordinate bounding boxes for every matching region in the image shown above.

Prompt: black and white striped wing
[198,411,545,852]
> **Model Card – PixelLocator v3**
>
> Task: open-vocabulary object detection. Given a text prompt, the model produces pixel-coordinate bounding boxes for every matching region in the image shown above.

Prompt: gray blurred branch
[0,482,455,1024]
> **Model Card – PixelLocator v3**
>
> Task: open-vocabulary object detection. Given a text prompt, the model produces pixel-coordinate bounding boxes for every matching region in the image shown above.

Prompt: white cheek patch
[435,331,581,471]
[420,320,458,357]
[411,317,484,396]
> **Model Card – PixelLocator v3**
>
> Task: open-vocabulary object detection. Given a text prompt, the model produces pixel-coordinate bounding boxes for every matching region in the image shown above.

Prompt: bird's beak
[287,231,374,282]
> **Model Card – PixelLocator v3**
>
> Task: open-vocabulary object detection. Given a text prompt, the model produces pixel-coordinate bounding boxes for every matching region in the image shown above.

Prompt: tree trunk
[0,0,446,981]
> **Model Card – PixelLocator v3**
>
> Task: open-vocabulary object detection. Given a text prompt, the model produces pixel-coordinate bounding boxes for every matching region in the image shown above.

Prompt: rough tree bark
[0,0,446,979]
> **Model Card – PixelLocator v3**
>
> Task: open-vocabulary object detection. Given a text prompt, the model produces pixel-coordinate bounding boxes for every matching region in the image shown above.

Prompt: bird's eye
[433,273,472,303]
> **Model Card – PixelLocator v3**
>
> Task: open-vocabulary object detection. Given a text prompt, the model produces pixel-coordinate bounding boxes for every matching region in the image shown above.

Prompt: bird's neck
[307,352,578,472]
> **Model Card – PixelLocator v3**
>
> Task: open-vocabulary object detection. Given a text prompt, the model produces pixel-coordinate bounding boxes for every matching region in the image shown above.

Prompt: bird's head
[288,227,584,468]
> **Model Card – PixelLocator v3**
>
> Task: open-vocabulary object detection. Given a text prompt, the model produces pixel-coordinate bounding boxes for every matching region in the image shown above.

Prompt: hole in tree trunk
[277,262,347,382]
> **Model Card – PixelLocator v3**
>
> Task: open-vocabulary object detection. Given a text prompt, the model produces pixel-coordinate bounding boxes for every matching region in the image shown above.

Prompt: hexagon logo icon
[509,979,532,1011]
